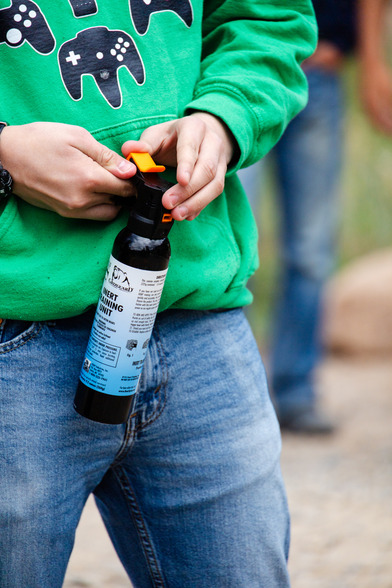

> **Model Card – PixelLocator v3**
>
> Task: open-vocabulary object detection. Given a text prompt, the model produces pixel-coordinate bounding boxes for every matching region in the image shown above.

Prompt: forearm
[357,0,392,133]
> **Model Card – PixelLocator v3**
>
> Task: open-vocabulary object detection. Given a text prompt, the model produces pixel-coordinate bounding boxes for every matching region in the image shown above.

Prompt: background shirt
[313,0,357,53]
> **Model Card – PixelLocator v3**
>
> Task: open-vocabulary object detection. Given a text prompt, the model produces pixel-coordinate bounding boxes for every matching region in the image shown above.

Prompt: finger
[12,186,123,221]
[66,154,137,202]
[62,191,125,220]
[168,156,227,221]
[92,172,136,199]
[137,121,179,167]
[76,132,137,179]
[121,139,154,159]
[82,202,123,221]
[175,117,207,185]
[59,200,123,221]
[162,131,222,210]
[39,159,135,208]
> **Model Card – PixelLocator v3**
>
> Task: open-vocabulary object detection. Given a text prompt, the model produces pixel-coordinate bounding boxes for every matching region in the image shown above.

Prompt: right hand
[122,111,235,221]
[0,122,137,221]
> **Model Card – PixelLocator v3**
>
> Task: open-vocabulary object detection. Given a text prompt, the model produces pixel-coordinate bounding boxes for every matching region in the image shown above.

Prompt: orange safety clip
[127,152,166,173]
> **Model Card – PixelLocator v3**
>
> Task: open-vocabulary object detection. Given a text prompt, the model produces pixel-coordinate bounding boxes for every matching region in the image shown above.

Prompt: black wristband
[0,122,13,201]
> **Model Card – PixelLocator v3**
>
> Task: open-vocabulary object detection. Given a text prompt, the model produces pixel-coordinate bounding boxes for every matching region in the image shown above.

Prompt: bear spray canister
[74,157,174,424]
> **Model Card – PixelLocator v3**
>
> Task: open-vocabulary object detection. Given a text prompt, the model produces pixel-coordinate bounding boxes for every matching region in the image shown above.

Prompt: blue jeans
[0,308,290,587]
[239,68,343,418]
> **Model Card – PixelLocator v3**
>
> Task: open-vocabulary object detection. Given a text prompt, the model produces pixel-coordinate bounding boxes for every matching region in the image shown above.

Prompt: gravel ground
[64,355,392,588]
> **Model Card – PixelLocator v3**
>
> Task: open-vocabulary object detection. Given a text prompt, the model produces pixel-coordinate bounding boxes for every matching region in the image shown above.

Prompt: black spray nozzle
[129,169,174,240]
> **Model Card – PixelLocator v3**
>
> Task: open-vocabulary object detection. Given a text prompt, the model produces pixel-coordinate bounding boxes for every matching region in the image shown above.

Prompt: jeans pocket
[0,319,41,352]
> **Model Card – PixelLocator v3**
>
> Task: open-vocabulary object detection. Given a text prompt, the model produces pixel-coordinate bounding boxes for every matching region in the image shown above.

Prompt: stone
[323,248,392,355]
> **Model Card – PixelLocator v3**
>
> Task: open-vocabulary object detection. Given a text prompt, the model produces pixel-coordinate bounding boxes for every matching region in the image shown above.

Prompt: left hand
[303,41,344,72]
[359,61,392,135]
[121,112,235,221]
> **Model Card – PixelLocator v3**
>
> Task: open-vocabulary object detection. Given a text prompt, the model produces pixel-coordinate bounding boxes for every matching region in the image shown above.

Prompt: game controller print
[68,0,98,18]
[129,0,193,35]
[0,0,55,54]
[58,27,145,109]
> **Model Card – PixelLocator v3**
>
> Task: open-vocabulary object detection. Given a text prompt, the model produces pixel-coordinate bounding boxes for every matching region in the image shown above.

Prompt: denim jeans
[0,308,290,587]
[239,68,343,419]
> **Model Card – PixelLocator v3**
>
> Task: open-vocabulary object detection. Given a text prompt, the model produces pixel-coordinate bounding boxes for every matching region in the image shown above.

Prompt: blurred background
[64,9,392,588]
[246,56,392,588]
[247,59,392,343]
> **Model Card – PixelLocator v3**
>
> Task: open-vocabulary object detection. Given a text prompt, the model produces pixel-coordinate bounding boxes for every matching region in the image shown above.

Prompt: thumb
[121,139,153,159]
[80,135,136,179]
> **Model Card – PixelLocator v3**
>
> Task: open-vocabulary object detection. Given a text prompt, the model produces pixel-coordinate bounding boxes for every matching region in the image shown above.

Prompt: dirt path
[64,356,392,587]
[283,356,392,588]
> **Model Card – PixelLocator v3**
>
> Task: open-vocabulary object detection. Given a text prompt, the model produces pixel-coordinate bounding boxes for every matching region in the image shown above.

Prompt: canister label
[79,255,167,396]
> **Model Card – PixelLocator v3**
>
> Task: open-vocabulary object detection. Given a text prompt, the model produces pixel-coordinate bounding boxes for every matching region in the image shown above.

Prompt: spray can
[74,154,174,424]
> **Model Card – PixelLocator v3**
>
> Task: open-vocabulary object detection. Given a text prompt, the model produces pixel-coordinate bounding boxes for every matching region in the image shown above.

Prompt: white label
[79,255,167,396]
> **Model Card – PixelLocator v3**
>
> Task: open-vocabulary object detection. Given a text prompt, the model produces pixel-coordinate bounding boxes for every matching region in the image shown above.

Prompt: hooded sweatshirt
[0,0,316,320]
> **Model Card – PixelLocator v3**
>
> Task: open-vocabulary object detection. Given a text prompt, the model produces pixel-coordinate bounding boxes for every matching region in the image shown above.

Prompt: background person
[239,0,356,434]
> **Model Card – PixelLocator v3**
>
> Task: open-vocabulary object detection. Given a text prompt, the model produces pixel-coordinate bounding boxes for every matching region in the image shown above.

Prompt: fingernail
[118,160,134,172]
[181,171,190,184]
[177,204,188,219]
[168,195,179,208]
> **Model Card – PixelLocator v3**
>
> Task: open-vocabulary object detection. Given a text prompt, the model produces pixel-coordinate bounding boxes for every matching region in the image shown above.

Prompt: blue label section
[79,255,167,396]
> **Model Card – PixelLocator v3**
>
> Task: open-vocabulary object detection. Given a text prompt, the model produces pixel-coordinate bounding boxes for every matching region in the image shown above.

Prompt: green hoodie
[0,0,316,320]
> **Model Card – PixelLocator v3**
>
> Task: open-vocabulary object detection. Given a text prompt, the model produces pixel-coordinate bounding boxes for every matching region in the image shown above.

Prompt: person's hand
[303,41,344,72]
[359,61,392,135]
[0,122,137,220]
[122,112,235,221]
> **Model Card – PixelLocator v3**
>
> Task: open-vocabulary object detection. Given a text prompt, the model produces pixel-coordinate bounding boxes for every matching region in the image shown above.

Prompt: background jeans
[239,68,343,420]
[0,308,290,588]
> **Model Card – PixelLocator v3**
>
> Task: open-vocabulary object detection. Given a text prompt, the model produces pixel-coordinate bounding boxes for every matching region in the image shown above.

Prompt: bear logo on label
[110,265,133,291]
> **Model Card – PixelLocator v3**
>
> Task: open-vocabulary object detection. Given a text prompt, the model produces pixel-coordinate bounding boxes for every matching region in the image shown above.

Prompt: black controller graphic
[130,0,193,35]
[0,0,55,54]
[68,0,98,18]
[58,27,145,108]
